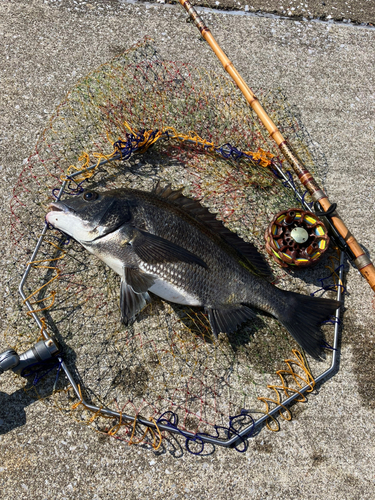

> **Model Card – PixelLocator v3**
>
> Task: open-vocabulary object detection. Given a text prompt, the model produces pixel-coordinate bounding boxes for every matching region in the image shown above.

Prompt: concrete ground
[1,0,374,499]
[153,0,375,26]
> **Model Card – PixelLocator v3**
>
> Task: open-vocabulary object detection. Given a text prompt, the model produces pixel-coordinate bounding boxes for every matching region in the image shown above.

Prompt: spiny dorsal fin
[153,183,270,276]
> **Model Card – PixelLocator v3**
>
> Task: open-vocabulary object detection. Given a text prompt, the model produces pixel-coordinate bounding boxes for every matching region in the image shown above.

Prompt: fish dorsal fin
[153,183,270,276]
[153,182,185,201]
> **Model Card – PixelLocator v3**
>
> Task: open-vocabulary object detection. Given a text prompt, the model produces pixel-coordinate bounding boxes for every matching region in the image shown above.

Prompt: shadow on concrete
[0,388,33,434]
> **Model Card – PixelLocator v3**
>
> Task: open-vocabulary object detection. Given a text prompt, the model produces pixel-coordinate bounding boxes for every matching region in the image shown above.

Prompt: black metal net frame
[17,152,344,451]
[3,38,346,453]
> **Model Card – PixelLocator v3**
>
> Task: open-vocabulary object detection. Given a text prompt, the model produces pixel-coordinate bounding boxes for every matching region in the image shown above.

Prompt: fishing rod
[179,0,375,293]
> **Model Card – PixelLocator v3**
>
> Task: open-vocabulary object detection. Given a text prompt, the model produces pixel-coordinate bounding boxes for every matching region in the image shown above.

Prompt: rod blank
[179,0,375,292]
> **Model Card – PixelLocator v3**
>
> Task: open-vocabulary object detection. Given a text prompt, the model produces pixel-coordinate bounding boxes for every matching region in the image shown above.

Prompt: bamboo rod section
[179,0,375,293]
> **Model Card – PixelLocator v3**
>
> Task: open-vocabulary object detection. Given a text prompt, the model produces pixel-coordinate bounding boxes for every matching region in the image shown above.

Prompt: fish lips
[46,201,81,234]
[46,201,75,225]
[47,201,74,215]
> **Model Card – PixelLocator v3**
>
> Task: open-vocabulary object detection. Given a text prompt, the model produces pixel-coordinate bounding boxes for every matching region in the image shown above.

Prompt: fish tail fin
[274,291,341,359]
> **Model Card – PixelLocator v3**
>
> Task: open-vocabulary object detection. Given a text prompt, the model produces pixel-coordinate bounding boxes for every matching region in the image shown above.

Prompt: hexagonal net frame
[6,38,343,453]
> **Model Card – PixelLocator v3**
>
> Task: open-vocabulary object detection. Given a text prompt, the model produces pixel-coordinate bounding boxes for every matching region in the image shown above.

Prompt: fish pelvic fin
[125,267,155,293]
[205,305,256,338]
[274,291,341,359]
[120,278,150,325]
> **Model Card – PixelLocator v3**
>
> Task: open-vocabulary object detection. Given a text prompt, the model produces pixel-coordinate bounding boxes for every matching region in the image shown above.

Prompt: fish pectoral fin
[125,267,155,293]
[132,230,207,268]
[206,305,256,338]
[120,279,150,325]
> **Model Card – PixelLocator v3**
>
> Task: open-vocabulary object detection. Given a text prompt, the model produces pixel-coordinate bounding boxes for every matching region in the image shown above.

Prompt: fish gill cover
[5,38,337,451]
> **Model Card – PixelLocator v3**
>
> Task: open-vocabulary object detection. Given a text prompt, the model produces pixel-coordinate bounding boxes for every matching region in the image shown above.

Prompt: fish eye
[83,191,98,201]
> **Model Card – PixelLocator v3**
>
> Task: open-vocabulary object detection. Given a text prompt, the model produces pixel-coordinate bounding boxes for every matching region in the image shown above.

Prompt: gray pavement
[35,0,375,25]
[181,0,375,26]
[1,1,375,499]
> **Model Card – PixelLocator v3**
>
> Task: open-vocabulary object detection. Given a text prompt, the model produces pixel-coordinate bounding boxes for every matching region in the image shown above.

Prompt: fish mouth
[48,201,73,214]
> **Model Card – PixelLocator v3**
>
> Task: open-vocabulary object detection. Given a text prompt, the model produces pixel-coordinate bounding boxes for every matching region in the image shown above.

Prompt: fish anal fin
[120,279,150,325]
[206,305,256,338]
[133,230,207,268]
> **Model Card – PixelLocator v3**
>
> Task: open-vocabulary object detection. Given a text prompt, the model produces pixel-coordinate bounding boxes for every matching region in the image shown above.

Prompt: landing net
[5,38,337,451]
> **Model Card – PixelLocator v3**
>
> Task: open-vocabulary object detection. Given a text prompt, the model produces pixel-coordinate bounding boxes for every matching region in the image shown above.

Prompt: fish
[46,184,341,359]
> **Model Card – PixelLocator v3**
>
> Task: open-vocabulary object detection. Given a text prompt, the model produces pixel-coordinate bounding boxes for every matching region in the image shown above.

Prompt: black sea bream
[46,185,340,358]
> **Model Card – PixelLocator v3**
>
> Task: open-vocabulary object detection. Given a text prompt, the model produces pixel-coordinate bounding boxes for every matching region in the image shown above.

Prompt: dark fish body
[46,185,340,359]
